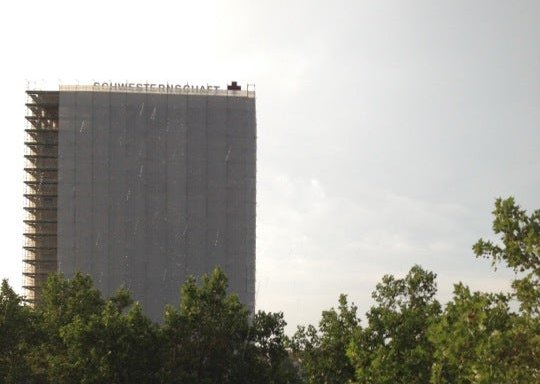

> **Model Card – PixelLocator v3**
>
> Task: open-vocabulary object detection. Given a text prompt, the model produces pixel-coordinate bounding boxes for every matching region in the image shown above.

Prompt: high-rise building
[23,82,256,320]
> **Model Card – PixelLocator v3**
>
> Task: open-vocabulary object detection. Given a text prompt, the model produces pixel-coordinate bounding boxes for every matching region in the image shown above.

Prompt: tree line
[1,197,539,383]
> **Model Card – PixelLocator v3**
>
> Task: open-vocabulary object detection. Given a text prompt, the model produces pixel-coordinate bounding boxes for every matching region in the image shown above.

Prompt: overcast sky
[1,0,539,332]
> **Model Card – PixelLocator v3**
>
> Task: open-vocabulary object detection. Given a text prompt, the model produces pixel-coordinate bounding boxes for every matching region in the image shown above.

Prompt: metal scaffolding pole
[23,91,59,304]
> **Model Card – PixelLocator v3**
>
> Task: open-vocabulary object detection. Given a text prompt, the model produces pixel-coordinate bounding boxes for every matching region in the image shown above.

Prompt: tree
[463,197,540,381]
[428,198,540,383]
[160,268,251,383]
[291,294,360,384]
[0,280,38,383]
[1,268,300,384]
[30,272,160,384]
[347,265,441,384]
[428,284,516,383]
[160,267,301,384]
[251,311,303,384]
[28,272,106,383]
[58,300,160,384]
[473,197,540,315]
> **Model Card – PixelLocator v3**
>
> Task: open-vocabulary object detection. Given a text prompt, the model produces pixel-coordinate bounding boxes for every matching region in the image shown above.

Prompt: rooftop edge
[57,82,255,98]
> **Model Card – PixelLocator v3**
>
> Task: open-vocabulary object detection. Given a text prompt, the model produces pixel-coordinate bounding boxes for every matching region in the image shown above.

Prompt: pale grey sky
[1,0,539,331]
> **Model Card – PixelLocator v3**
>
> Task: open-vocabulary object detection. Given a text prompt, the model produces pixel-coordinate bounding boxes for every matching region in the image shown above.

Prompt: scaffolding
[23,91,59,304]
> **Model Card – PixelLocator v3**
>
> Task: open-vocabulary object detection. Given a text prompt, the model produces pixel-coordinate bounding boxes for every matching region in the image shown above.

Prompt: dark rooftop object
[227,81,241,91]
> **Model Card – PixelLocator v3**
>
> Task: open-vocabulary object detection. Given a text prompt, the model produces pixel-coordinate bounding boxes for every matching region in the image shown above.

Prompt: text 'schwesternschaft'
[93,82,222,93]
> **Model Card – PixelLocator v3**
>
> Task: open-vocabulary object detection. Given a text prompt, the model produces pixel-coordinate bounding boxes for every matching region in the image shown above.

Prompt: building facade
[24,83,256,320]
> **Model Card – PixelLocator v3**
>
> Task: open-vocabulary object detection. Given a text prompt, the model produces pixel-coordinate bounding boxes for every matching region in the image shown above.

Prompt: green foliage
[39,272,104,329]
[463,196,540,381]
[158,269,297,383]
[291,294,359,384]
[473,197,540,315]
[0,280,37,383]
[58,301,160,384]
[160,269,252,383]
[428,284,515,383]
[160,267,301,384]
[3,197,540,383]
[428,197,540,383]
[27,272,159,384]
[347,265,441,384]
[0,269,300,384]
[473,197,540,273]
[293,198,540,383]
[251,311,303,384]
